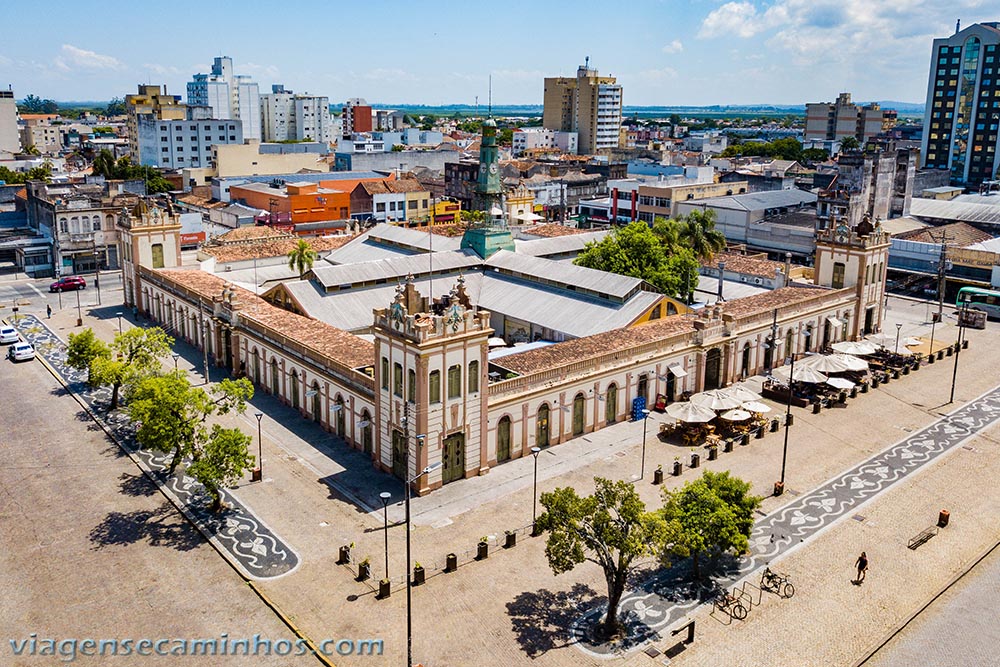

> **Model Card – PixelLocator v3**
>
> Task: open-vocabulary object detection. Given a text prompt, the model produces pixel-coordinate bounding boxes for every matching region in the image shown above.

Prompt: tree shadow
[118,471,158,497]
[88,502,204,552]
[506,582,600,658]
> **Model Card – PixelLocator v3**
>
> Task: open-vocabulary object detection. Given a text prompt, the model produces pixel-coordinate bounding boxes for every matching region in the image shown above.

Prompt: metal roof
[695,189,817,212]
[513,229,609,257]
[909,197,1000,226]
[365,224,463,253]
[484,249,642,300]
[310,249,481,288]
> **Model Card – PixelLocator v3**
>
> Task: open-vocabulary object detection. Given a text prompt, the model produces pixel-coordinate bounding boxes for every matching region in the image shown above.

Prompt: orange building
[229,181,351,223]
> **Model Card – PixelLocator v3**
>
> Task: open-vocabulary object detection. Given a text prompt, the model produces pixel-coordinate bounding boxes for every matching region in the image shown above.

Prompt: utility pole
[933,231,952,319]
[765,308,779,373]
[199,299,210,384]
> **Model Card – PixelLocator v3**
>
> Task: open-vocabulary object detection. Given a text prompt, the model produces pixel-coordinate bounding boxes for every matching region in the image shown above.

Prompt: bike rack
[737,580,762,608]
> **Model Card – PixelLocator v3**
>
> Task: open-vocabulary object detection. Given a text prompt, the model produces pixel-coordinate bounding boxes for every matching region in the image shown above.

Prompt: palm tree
[651,216,684,251]
[287,239,318,278]
[680,209,727,262]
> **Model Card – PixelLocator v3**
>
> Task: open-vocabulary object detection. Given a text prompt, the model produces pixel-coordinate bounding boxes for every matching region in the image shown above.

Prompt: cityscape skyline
[1,0,996,106]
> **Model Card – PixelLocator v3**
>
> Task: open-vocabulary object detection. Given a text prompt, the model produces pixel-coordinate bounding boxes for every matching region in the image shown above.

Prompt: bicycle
[714,590,748,620]
[760,566,795,598]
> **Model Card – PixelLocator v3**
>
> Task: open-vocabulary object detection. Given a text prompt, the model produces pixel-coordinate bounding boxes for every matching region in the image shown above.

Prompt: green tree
[187,426,254,511]
[840,136,861,151]
[127,374,254,475]
[499,128,513,146]
[679,209,726,262]
[89,327,173,410]
[19,94,58,114]
[458,209,487,224]
[105,97,126,116]
[661,471,762,578]
[662,248,700,304]
[802,147,830,163]
[536,478,670,639]
[22,144,40,156]
[287,239,318,278]
[66,328,110,386]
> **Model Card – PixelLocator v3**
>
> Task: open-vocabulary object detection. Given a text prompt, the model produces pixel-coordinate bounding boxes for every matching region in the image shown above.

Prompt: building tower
[0,89,20,155]
[118,200,182,309]
[474,118,502,213]
[187,57,261,140]
[813,214,890,338]
[921,22,1000,186]
[543,61,623,154]
[371,276,492,494]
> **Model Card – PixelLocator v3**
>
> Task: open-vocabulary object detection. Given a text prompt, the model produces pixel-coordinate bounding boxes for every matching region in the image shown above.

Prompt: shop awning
[826,316,843,327]
[668,363,688,378]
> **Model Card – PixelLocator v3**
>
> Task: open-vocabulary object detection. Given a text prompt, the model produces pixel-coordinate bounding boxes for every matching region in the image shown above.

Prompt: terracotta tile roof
[202,235,354,263]
[215,226,292,243]
[154,269,374,369]
[894,221,993,247]
[385,178,427,194]
[428,224,468,237]
[521,223,588,238]
[704,251,786,279]
[494,286,828,376]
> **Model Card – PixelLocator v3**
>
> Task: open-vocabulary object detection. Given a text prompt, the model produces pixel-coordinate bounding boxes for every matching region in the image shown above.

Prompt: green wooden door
[572,394,585,436]
[605,385,617,424]
[392,429,406,479]
[537,405,550,447]
[442,433,465,484]
[497,417,511,463]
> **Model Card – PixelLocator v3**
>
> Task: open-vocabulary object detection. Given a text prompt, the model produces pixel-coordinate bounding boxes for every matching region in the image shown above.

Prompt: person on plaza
[46,304,52,319]
[855,551,869,583]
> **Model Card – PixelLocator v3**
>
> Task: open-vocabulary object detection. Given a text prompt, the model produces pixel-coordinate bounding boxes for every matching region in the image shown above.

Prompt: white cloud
[699,2,775,39]
[638,67,679,81]
[661,40,684,54]
[54,44,123,71]
[242,62,280,80]
[142,63,181,77]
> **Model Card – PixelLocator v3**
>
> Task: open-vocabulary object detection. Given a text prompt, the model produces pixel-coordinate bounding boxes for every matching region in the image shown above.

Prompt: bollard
[872,376,880,388]
[773,481,784,496]
[938,509,950,528]
[937,350,944,360]
[902,365,910,375]
[504,531,517,549]
[770,419,780,433]
[883,373,891,384]
[413,565,426,586]
[786,414,795,427]
[725,437,736,451]
[476,540,489,561]
[741,433,750,446]
[338,545,352,565]
[861,382,869,393]
[755,426,765,439]
[690,453,700,468]
[947,346,953,357]
[708,446,718,461]
[962,339,969,350]
[912,360,921,371]
[378,579,391,599]
[445,553,458,572]
[838,391,847,404]
[812,401,822,414]
[673,460,683,476]
[653,466,664,484]
[357,561,371,581]
[850,387,858,398]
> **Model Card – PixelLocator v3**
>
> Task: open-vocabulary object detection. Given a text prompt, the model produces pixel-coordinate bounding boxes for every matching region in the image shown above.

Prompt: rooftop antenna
[488,75,492,118]
[956,19,961,34]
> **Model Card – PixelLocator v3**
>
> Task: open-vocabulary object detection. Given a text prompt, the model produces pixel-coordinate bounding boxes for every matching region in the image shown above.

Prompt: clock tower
[474,118,503,212]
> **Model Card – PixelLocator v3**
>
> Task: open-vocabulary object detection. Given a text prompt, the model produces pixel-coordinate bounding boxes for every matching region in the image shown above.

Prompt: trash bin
[690,453,700,468]
[504,531,517,549]
[445,553,458,572]
[812,401,822,414]
[773,481,784,496]
[653,467,664,484]
[673,460,683,476]
[938,510,950,528]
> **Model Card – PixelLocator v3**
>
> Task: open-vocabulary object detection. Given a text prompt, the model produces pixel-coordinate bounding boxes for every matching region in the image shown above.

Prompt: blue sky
[0,0,996,106]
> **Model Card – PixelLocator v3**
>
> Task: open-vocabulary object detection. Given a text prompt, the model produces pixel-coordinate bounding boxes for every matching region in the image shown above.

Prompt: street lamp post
[639,408,651,480]
[894,323,902,356]
[776,330,807,495]
[172,353,180,372]
[253,412,263,482]
[75,288,82,327]
[116,311,124,335]
[379,491,391,580]
[949,301,968,404]
[405,459,440,667]
[531,446,541,534]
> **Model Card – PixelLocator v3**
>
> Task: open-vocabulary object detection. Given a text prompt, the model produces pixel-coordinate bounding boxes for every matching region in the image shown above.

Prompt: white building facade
[136,116,244,169]
[512,128,578,156]
[261,86,332,144]
[187,57,261,141]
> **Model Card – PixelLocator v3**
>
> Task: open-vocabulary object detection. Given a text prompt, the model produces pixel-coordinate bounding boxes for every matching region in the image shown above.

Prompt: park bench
[907,526,939,550]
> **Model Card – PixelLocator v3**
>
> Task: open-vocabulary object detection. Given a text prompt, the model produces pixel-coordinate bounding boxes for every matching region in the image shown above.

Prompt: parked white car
[0,326,17,344]
[7,341,35,362]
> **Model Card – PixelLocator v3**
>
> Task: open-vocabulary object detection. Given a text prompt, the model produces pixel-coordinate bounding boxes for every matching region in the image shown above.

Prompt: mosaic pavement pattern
[572,380,1000,656]
[11,314,299,580]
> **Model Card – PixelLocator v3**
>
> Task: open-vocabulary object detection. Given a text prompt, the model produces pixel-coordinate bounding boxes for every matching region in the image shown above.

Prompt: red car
[49,276,86,292]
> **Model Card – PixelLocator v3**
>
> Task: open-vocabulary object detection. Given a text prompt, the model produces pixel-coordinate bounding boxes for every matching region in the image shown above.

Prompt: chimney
[784,252,792,287]
[717,262,726,302]
[956,19,961,34]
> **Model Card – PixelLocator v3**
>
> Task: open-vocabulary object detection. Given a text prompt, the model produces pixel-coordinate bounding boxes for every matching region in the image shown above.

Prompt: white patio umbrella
[832,340,878,356]
[690,389,742,411]
[722,384,762,403]
[828,353,868,371]
[866,332,896,348]
[487,337,507,347]
[720,408,753,421]
[773,365,829,384]
[664,402,717,423]
[796,354,856,374]
[826,377,855,390]
[903,337,923,347]
[741,400,772,413]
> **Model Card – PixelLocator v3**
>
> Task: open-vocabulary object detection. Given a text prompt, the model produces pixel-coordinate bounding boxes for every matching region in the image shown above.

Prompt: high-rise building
[125,85,187,160]
[543,61,622,154]
[921,22,1000,186]
[261,85,332,144]
[342,98,373,138]
[0,90,19,155]
[187,57,261,140]
[804,92,892,144]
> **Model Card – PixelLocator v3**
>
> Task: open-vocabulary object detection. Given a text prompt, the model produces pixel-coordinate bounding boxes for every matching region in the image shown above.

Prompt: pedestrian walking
[46,304,52,319]
[855,551,868,583]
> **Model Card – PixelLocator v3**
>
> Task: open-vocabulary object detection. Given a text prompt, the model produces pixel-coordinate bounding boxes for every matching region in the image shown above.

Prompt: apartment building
[921,21,1000,186]
[187,57,261,140]
[125,85,187,159]
[543,61,622,154]
[261,85,333,144]
[511,128,578,156]
[342,98,373,138]
[0,90,19,155]
[136,112,244,169]
[805,92,893,144]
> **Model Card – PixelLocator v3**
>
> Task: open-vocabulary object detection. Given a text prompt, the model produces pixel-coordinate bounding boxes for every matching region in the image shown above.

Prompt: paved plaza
[4,274,1000,666]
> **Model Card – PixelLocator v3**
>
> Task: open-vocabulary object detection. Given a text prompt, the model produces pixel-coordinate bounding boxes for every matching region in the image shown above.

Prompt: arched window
[742,342,752,379]
[605,384,618,424]
[468,360,479,394]
[59,218,68,234]
[93,216,101,231]
[536,404,550,447]
[447,364,461,399]
[361,409,373,454]
[151,243,164,269]
[334,395,345,436]
[429,370,441,403]
[496,416,511,462]
[572,392,585,436]
[252,348,260,382]
[311,381,321,422]
[290,370,300,409]
[393,362,403,397]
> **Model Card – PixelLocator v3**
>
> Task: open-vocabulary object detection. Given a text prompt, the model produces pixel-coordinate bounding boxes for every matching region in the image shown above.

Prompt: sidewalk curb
[8,317,334,667]
[852,537,1000,667]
